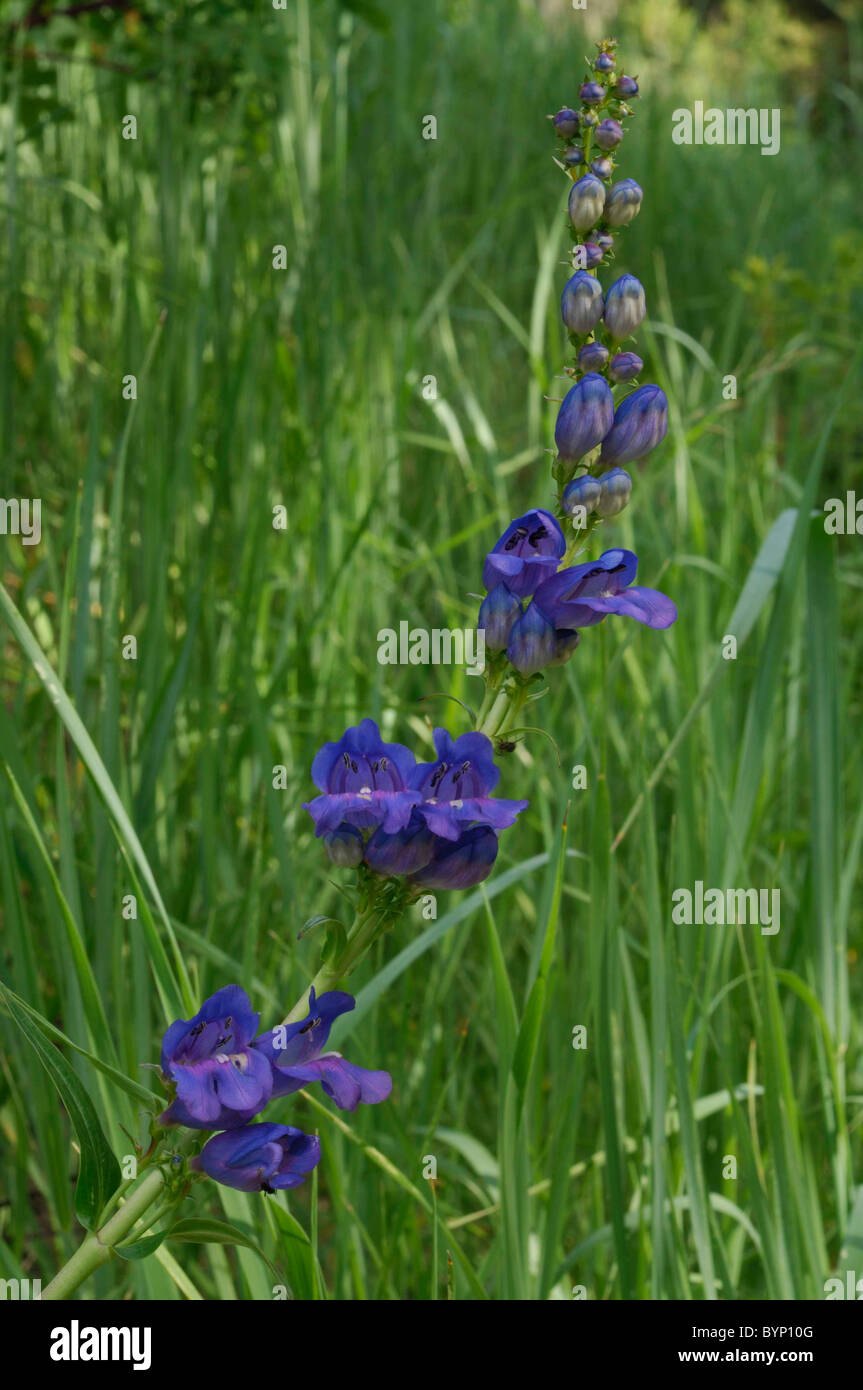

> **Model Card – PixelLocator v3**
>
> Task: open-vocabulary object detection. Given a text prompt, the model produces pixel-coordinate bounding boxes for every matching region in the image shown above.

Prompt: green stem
[282,901,390,1024]
[41,1167,166,1300]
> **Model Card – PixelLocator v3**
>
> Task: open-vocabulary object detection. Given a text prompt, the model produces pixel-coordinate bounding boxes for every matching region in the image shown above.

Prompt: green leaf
[0,983,120,1229]
[168,1217,278,1276]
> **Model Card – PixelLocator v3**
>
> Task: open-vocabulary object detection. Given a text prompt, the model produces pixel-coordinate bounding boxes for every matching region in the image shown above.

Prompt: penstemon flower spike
[43,33,675,1302]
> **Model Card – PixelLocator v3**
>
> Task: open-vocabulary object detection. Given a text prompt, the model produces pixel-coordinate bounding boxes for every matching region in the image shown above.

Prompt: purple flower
[594,118,623,150]
[562,473,601,518]
[255,988,392,1112]
[603,274,646,340]
[302,718,420,838]
[409,825,500,890]
[554,373,614,463]
[482,509,565,599]
[192,1123,321,1193]
[478,582,523,652]
[553,107,580,138]
[159,985,273,1130]
[577,341,609,371]
[591,157,614,181]
[365,810,437,875]
[595,467,633,517]
[410,728,528,840]
[579,81,605,105]
[531,548,677,631]
[600,384,668,465]
[605,178,643,227]
[594,52,615,73]
[568,174,606,231]
[561,270,604,336]
[609,351,643,382]
[615,75,639,98]
[596,232,615,252]
[563,145,584,167]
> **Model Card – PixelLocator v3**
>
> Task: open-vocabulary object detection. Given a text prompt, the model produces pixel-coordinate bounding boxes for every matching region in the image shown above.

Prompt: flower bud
[324,823,364,867]
[577,341,609,371]
[581,110,599,128]
[568,174,605,231]
[563,145,585,166]
[574,241,603,269]
[594,118,623,150]
[562,474,601,518]
[579,81,604,104]
[609,351,643,382]
[591,156,614,180]
[594,52,615,73]
[478,583,522,652]
[554,372,614,463]
[596,232,615,252]
[603,274,646,340]
[605,178,643,227]
[615,75,639,98]
[595,467,633,516]
[560,270,604,336]
[365,812,436,876]
[599,385,668,465]
[553,107,580,138]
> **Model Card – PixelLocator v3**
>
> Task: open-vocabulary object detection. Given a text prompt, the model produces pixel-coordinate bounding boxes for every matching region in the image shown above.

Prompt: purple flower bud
[506,603,580,675]
[596,232,615,252]
[581,111,599,127]
[599,385,668,465]
[563,145,585,166]
[575,241,604,269]
[591,157,614,180]
[579,81,605,105]
[577,341,609,371]
[193,1123,322,1193]
[324,823,365,867]
[594,52,616,73]
[554,372,615,463]
[609,351,643,382]
[603,274,646,340]
[568,174,606,231]
[478,582,523,652]
[553,107,580,138]
[409,825,499,891]
[560,270,604,336]
[615,75,639,98]
[594,118,624,150]
[605,178,642,227]
[562,474,602,518]
[595,467,633,517]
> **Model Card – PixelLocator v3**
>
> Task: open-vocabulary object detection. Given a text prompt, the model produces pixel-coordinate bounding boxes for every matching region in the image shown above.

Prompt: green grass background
[1,0,862,1299]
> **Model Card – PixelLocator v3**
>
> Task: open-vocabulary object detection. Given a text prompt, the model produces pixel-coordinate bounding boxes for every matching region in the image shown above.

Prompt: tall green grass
[0,0,861,1299]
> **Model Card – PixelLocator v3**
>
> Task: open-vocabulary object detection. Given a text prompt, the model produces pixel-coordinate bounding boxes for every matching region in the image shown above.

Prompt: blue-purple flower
[603,274,646,340]
[555,373,614,463]
[577,341,609,371]
[591,157,614,181]
[303,719,420,838]
[609,351,643,382]
[605,178,643,227]
[599,384,668,464]
[323,823,365,867]
[482,509,565,598]
[408,825,500,890]
[562,473,602,518]
[159,986,273,1130]
[596,467,633,517]
[409,728,528,840]
[615,75,639,98]
[568,174,606,231]
[594,52,615,73]
[553,107,580,138]
[530,548,676,632]
[579,81,605,105]
[561,270,604,336]
[365,810,438,876]
[193,1123,321,1193]
[594,118,623,150]
[255,988,392,1111]
[478,582,523,652]
[506,603,581,676]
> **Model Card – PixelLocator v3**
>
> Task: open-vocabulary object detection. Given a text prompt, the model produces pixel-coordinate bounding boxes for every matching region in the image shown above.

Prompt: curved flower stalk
[43,33,674,1301]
